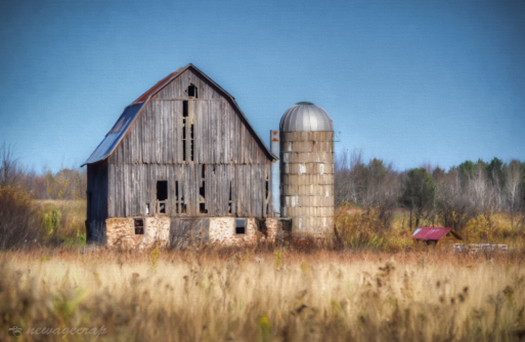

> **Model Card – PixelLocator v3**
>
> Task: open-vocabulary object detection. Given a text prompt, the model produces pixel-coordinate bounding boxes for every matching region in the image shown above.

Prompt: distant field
[1,248,524,341]
[31,200,525,252]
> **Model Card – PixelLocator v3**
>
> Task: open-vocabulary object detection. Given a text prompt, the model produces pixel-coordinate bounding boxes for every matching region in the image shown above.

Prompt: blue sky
[1,0,524,172]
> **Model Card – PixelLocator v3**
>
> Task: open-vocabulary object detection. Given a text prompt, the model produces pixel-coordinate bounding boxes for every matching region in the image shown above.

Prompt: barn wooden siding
[86,161,108,240]
[105,68,272,219]
[169,218,209,249]
[108,163,269,217]
[280,131,334,234]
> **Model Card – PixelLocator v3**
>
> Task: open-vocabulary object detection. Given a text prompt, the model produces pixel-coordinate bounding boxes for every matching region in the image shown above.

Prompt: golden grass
[1,248,524,341]
[33,200,86,243]
[335,205,525,251]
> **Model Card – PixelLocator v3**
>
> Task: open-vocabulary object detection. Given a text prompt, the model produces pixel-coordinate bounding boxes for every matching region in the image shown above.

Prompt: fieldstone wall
[265,218,279,242]
[106,216,170,250]
[209,217,258,246]
[106,216,284,249]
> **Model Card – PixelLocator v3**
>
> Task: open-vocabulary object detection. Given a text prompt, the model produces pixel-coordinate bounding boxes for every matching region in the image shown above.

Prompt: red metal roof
[411,227,454,240]
[132,67,183,104]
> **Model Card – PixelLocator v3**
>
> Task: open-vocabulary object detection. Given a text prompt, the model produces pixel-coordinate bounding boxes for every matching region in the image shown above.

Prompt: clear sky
[1,0,524,172]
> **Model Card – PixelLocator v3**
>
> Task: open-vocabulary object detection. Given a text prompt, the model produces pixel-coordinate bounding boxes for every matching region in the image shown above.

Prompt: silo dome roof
[279,102,334,132]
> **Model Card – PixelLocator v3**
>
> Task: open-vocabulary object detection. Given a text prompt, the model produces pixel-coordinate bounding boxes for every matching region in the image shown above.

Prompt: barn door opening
[157,180,168,214]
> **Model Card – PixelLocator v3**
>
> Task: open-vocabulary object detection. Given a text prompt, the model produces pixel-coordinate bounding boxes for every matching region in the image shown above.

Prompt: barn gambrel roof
[83,64,277,166]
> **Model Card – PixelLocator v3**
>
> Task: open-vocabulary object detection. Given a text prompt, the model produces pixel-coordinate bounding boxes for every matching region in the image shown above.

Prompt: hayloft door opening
[187,84,198,98]
[157,180,168,214]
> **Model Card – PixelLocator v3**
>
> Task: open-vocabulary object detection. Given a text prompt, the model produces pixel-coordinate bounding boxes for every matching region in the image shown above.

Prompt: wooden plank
[196,101,202,164]
[224,101,230,163]
[215,101,221,164]
[220,101,225,163]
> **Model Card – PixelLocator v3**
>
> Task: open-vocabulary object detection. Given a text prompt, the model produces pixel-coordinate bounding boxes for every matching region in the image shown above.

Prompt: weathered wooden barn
[83,64,279,249]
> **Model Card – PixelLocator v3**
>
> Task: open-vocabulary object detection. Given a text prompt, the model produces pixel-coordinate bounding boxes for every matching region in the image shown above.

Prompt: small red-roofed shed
[411,227,462,245]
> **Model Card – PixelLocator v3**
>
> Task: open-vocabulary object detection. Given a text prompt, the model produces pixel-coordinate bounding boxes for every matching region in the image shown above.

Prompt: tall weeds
[0,185,39,249]
[1,249,524,341]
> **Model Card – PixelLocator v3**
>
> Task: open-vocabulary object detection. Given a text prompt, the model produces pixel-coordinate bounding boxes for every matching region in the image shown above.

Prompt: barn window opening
[265,166,269,201]
[187,84,198,98]
[228,183,233,214]
[199,165,207,214]
[183,101,188,117]
[190,124,195,161]
[182,119,187,161]
[175,181,179,213]
[265,165,270,214]
[235,218,246,234]
[146,203,150,215]
[175,181,184,215]
[181,190,187,214]
[134,219,144,235]
[157,181,168,214]
[157,181,168,201]
[199,182,207,213]
[199,182,206,197]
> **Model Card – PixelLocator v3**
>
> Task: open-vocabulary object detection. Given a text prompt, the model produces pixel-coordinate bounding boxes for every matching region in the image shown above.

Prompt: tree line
[2,142,525,235]
[335,149,525,232]
[1,143,87,249]
[1,143,86,200]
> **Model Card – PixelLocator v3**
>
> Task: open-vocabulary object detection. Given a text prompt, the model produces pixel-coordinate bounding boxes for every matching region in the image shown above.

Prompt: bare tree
[504,160,523,229]
[335,149,365,206]
[434,170,476,232]
[0,142,21,188]
[0,142,39,249]
[468,162,488,210]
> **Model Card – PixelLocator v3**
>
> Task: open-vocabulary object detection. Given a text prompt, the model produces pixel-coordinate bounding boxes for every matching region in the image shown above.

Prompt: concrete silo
[279,102,334,238]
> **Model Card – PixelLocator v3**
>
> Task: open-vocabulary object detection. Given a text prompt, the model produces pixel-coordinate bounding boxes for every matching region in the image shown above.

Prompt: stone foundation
[265,218,279,242]
[209,217,258,246]
[106,216,282,249]
[106,216,170,250]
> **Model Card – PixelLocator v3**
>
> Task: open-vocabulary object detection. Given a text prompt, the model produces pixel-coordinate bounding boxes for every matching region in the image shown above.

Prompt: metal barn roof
[279,102,334,132]
[411,227,461,241]
[83,103,144,166]
[83,64,276,166]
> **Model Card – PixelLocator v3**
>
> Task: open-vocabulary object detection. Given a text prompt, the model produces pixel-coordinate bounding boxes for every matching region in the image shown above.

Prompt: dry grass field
[1,200,524,341]
[1,248,524,342]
